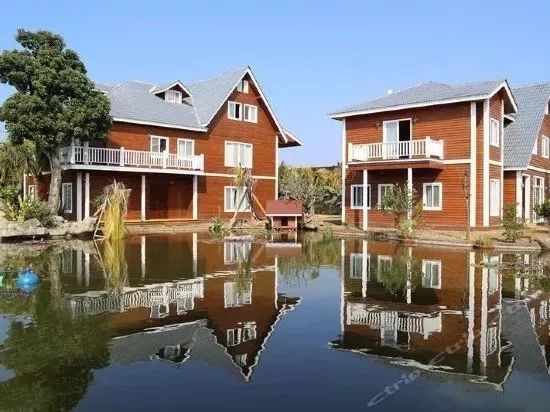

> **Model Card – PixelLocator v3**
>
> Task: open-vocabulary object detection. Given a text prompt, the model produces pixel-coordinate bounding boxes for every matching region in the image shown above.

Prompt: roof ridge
[189,66,249,86]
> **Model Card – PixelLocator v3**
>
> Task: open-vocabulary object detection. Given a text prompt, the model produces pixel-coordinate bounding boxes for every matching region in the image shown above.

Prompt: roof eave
[153,81,193,97]
[112,117,207,132]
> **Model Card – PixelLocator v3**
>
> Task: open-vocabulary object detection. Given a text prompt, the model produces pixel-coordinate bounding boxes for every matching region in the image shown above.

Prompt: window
[487,255,500,294]
[383,119,412,158]
[228,101,242,120]
[422,260,441,289]
[543,136,550,158]
[350,253,370,280]
[224,186,251,212]
[224,281,252,308]
[150,135,169,153]
[243,104,258,123]
[350,184,371,209]
[225,141,253,168]
[224,241,252,264]
[533,138,538,155]
[378,184,393,208]
[242,322,257,341]
[423,183,442,211]
[165,89,182,104]
[227,328,242,346]
[377,255,393,280]
[533,176,545,222]
[61,183,72,213]
[490,118,500,147]
[487,326,498,355]
[27,185,36,200]
[489,179,501,217]
[60,250,73,273]
[235,354,248,367]
[380,328,398,346]
[177,139,194,157]
[237,79,249,93]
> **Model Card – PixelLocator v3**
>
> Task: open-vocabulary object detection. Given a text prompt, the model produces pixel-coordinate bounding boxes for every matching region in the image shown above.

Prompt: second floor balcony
[59,145,205,172]
[348,137,444,164]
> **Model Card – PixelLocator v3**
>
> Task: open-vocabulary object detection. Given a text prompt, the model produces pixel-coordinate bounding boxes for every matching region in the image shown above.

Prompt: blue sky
[1,0,549,166]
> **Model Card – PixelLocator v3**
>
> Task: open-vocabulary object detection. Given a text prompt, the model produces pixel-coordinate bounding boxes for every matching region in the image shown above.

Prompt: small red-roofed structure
[265,200,303,230]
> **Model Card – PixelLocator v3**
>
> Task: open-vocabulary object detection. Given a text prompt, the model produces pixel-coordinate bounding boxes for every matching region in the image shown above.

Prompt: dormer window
[237,80,249,93]
[165,90,182,104]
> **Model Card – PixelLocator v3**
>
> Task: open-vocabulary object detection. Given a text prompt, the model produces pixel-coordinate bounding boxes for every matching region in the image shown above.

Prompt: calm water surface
[0,233,549,411]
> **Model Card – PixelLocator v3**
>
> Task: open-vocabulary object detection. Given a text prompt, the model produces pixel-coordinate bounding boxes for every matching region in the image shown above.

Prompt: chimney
[387,89,394,95]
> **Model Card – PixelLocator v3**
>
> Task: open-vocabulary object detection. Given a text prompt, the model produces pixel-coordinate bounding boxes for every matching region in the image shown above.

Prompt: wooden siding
[529,113,550,170]
[489,92,503,162]
[503,171,517,207]
[345,102,472,160]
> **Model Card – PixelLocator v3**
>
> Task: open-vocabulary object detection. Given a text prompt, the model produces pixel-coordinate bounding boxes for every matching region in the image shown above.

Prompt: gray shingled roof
[503,83,550,169]
[96,67,249,131]
[188,67,249,125]
[329,79,506,117]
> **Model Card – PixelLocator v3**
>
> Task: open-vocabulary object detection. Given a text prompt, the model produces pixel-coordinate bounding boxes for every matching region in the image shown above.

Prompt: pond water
[0,233,549,411]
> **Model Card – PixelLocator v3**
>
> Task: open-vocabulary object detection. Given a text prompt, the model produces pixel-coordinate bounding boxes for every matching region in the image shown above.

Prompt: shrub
[473,235,493,248]
[534,200,550,225]
[1,196,55,227]
[379,184,423,238]
[501,203,525,242]
[209,216,226,237]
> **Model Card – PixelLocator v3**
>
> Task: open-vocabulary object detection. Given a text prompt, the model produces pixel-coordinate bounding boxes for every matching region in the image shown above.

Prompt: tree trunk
[47,153,62,213]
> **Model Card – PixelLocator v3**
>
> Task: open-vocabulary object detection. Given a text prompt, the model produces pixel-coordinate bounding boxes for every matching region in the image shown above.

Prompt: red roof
[265,200,303,216]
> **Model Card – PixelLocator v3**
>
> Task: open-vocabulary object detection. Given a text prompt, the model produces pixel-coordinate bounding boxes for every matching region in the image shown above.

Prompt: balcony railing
[348,137,443,162]
[59,145,204,171]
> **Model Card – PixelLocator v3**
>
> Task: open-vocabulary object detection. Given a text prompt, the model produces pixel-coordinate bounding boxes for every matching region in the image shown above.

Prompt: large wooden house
[26,67,301,222]
[328,79,549,229]
[503,83,550,223]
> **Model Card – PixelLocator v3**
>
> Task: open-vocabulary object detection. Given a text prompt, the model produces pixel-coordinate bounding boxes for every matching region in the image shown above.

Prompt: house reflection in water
[331,240,550,388]
[64,235,299,381]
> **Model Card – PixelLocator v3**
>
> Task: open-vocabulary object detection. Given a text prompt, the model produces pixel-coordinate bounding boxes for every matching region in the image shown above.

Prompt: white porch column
[76,172,83,221]
[192,175,198,220]
[84,253,90,287]
[482,99,490,227]
[407,168,413,220]
[480,254,489,375]
[192,232,198,276]
[406,246,412,304]
[361,239,368,298]
[515,171,523,218]
[524,174,531,222]
[341,119,347,224]
[362,169,368,230]
[467,251,475,373]
[141,235,146,278]
[141,175,146,221]
[84,173,90,218]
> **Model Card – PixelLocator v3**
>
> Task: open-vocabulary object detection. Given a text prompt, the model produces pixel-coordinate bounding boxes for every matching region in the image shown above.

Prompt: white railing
[346,302,442,338]
[348,137,443,162]
[60,145,205,171]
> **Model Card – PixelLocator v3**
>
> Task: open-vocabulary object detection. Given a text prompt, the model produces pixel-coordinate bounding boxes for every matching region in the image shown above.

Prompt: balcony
[59,145,204,172]
[348,137,443,164]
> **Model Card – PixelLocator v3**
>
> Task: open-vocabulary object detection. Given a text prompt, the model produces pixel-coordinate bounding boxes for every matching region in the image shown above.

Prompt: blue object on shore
[17,267,40,290]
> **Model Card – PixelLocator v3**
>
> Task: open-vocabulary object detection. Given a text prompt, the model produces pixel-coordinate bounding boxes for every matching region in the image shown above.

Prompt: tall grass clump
[95,180,131,240]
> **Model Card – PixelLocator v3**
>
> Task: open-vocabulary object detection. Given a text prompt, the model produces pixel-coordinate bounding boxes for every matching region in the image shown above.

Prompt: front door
[148,178,168,219]
[383,119,411,159]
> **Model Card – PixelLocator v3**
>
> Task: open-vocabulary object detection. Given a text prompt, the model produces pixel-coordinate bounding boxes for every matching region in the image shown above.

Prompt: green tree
[0,29,111,212]
[379,183,423,238]
[501,203,525,242]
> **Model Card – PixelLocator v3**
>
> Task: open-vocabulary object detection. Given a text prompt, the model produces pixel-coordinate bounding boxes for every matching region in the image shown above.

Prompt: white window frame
[242,321,257,341]
[350,184,371,210]
[422,182,443,211]
[27,185,36,200]
[237,79,249,93]
[224,186,251,212]
[421,260,442,289]
[228,101,242,120]
[61,182,73,213]
[487,255,500,294]
[165,89,182,104]
[177,138,194,157]
[150,135,169,153]
[543,136,550,158]
[243,104,258,123]
[224,281,252,308]
[376,255,393,280]
[377,184,393,208]
[224,241,252,264]
[533,138,538,155]
[533,176,545,222]
[350,253,370,280]
[227,328,242,346]
[490,118,500,147]
[489,179,501,217]
[224,141,253,168]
